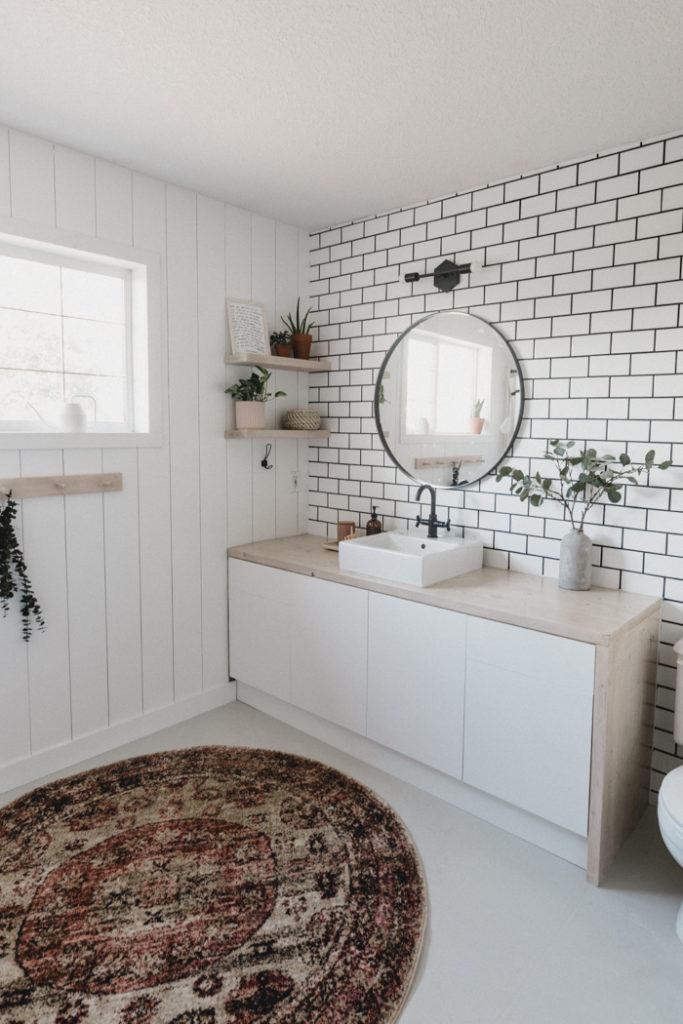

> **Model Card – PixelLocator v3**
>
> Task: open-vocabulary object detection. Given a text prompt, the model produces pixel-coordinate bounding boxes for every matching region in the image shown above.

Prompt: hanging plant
[0,493,45,641]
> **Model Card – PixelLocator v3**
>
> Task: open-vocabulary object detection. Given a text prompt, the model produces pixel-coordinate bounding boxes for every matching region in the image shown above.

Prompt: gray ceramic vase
[559,529,592,591]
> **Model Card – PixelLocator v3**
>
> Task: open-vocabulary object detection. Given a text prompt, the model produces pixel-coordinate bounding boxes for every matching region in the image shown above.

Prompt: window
[0,222,159,445]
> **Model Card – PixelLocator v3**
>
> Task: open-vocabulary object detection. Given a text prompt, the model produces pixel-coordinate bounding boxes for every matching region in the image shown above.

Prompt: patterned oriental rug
[0,746,426,1024]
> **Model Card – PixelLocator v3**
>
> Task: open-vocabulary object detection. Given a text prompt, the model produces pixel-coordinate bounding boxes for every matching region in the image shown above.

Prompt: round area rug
[0,746,426,1024]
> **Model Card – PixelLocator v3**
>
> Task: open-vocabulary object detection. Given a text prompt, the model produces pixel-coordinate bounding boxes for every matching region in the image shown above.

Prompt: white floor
[3,702,683,1024]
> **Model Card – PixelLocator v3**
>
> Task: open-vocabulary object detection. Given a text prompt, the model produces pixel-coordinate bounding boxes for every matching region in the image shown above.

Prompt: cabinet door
[463,617,595,835]
[228,560,293,702]
[289,575,368,734]
[367,593,467,778]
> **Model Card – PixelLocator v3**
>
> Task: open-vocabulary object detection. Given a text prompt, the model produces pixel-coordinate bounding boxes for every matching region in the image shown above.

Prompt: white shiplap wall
[0,125,310,791]
[307,130,683,797]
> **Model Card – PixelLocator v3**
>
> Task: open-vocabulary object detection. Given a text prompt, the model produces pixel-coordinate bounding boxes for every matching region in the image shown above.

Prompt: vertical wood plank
[62,449,108,737]
[297,228,313,529]
[9,130,55,226]
[0,125,10,217]
[102,448,143,723]
[225,205,254,548]
[274,222,304,536]
[0,451,31,764]
[133,172,175,711]
[96,168,143,724]
[55,147,96,235]
[95,160,133,244]
[251,216,277,539]
[197,195,229,690]
[167,185,203,699]
[21,449,71,752]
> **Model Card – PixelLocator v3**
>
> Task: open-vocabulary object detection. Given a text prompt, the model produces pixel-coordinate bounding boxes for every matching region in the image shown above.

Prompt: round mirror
[374,311,524,488]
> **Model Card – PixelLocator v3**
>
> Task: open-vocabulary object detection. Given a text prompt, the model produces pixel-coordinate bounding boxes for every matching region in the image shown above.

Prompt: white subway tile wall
[307,132,683,798]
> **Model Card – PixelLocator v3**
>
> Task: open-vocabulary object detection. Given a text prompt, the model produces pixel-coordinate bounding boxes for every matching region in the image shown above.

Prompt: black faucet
[415,484,451,539]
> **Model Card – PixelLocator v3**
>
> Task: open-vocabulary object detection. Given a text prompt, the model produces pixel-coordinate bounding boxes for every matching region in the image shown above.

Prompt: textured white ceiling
[1,0,682,230]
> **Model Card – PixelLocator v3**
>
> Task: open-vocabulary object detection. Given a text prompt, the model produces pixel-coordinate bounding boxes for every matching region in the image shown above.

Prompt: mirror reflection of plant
[0,494,45,641]
[497,439,673,532]
[224,367,286,403]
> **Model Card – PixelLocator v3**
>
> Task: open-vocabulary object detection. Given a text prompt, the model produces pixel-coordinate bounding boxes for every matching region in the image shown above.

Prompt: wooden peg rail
[0,473,123,500]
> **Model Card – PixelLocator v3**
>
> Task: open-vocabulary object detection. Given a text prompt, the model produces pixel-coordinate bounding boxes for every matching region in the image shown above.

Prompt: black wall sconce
[404,258,474,292]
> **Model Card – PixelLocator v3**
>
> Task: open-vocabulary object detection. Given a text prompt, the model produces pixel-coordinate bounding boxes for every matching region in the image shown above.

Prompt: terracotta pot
[468,417,485,434]
[291,333,312,359]
[234,401,265,430]
[273,342,294,358]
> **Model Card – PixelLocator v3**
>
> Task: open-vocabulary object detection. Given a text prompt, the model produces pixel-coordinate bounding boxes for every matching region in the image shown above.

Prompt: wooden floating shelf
[225,429,331,439]
[0,473,123,499]
[225,353,331,373]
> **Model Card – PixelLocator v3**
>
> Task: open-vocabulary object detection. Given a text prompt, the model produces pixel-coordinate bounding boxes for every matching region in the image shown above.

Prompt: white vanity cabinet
[464,617,595,835]
[367,592,467,778]
[288,573,368,734]
[229,559,294,703]
[229,558,367,733]
[228,535,661,885]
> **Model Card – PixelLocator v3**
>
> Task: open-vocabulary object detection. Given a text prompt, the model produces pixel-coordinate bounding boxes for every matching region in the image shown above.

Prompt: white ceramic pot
[559,529,592,590]
[235,401,265,430]
[59,402,87,432]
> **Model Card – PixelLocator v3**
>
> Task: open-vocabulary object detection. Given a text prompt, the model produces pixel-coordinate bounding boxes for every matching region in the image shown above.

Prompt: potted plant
[270,330,293,358]
[497,439,672,590]
[224,367,286,430]
[281,298,316,359]
[469,398,485,434]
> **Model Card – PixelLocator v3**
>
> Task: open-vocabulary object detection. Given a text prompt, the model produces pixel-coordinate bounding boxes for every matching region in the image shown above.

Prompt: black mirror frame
[373,310,525,489]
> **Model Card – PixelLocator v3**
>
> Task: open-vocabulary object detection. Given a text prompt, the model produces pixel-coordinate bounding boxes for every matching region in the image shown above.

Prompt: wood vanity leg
[586,611,660,885]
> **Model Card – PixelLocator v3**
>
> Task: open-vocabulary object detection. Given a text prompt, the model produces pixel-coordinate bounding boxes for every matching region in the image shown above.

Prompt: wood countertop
[227,534,660,647]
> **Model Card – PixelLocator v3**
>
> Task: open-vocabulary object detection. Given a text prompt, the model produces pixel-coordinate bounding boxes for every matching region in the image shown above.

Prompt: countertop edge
[227,536,662,647]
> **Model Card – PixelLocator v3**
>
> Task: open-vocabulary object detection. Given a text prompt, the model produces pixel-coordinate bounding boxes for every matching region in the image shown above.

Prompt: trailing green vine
[0,493,45,641]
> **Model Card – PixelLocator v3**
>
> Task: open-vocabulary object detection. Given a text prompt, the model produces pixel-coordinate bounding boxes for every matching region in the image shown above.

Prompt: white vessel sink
[338,531,483,587]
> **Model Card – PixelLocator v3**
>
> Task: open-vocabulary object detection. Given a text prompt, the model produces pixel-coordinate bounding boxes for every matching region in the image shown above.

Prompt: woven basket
[284,409,321,431]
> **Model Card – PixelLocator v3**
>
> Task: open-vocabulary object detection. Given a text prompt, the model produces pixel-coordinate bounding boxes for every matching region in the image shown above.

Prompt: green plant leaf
[607,487,622,502]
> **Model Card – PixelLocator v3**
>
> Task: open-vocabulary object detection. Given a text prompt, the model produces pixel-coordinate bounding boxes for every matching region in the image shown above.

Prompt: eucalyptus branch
[0,493,45,641]
[497,440,673,531]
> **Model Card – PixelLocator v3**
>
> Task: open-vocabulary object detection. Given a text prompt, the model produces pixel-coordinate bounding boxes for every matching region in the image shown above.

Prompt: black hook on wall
[260,443,273,470]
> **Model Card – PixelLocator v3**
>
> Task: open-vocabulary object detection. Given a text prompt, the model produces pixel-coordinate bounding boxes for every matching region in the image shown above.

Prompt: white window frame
[399,331,491,443]
[0,217,162,449]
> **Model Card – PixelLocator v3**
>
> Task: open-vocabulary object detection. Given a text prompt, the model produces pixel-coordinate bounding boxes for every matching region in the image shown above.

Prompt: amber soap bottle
[365,507,382,535]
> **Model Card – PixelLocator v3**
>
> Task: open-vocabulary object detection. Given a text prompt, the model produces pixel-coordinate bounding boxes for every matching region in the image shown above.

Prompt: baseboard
[238,682,588,871]
[0,682,237,795]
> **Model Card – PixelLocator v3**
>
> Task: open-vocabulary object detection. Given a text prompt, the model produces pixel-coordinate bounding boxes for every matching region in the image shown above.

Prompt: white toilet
[657,638,683,941]
[657,765,683,941]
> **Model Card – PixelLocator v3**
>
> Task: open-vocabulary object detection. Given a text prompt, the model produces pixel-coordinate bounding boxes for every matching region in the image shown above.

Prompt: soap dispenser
[365,506,382,535]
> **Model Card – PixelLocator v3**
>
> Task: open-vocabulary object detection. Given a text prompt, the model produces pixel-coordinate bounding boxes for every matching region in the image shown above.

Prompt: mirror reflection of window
[403,332,491,437]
